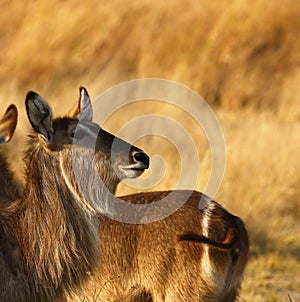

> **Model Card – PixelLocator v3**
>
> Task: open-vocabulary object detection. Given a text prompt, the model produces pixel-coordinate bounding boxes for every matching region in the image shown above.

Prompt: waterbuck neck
[15,134,100,299]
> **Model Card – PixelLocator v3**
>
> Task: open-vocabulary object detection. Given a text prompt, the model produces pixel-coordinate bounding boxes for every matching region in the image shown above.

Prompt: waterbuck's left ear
[25,91,53,143]
[0,105,18,144]
[69,87,93,122]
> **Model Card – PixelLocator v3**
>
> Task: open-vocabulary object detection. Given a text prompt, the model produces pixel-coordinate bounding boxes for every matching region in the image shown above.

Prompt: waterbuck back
[0,88,149,302]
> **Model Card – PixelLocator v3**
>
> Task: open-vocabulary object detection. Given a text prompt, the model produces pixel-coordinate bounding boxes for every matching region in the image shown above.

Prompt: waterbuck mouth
[119,161,149,178]
[119,151,150,178]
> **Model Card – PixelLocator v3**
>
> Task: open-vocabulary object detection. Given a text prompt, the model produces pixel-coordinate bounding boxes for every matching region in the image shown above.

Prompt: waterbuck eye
[71,129,85,140]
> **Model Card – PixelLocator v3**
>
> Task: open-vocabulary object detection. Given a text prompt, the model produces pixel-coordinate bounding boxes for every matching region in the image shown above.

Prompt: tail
[177,228,237,252]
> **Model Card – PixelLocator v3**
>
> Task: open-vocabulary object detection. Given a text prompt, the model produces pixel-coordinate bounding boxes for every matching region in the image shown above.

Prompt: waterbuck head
[25,87,149,215]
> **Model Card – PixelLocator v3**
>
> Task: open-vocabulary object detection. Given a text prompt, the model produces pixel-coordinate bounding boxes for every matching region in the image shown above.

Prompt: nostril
[133,151,150,168]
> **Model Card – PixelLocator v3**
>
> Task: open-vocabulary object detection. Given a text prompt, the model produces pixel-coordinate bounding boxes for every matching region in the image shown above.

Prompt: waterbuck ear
[25,91,53,142]
[68,87,93,122]
[0,105,18,144]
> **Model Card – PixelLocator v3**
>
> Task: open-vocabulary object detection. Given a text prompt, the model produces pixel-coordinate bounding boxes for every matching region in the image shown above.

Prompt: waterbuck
[0,104,20,205]
[0,88,149,302]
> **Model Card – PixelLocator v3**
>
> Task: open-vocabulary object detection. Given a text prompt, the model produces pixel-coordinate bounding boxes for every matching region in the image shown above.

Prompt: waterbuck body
[73,191,248,302]
[0,88,149,302]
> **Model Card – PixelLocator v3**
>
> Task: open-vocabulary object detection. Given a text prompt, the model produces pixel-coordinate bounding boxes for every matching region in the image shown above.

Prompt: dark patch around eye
[73,130,85,140]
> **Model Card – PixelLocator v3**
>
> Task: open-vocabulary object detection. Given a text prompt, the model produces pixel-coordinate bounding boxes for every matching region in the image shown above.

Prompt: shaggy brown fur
[0,88,149,302]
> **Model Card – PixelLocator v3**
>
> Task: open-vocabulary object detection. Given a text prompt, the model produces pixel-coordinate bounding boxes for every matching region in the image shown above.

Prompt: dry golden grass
[0,0,299,300]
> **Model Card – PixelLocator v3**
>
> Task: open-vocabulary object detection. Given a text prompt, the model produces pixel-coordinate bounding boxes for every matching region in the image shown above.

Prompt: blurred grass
[0,0,299,301]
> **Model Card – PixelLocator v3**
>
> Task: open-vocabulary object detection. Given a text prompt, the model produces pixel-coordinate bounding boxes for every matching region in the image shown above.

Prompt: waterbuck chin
[0,104,20,206]
[0,88,149,302]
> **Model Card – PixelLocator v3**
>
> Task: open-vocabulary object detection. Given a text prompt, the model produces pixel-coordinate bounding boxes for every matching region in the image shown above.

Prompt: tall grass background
[0,0,299,300]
